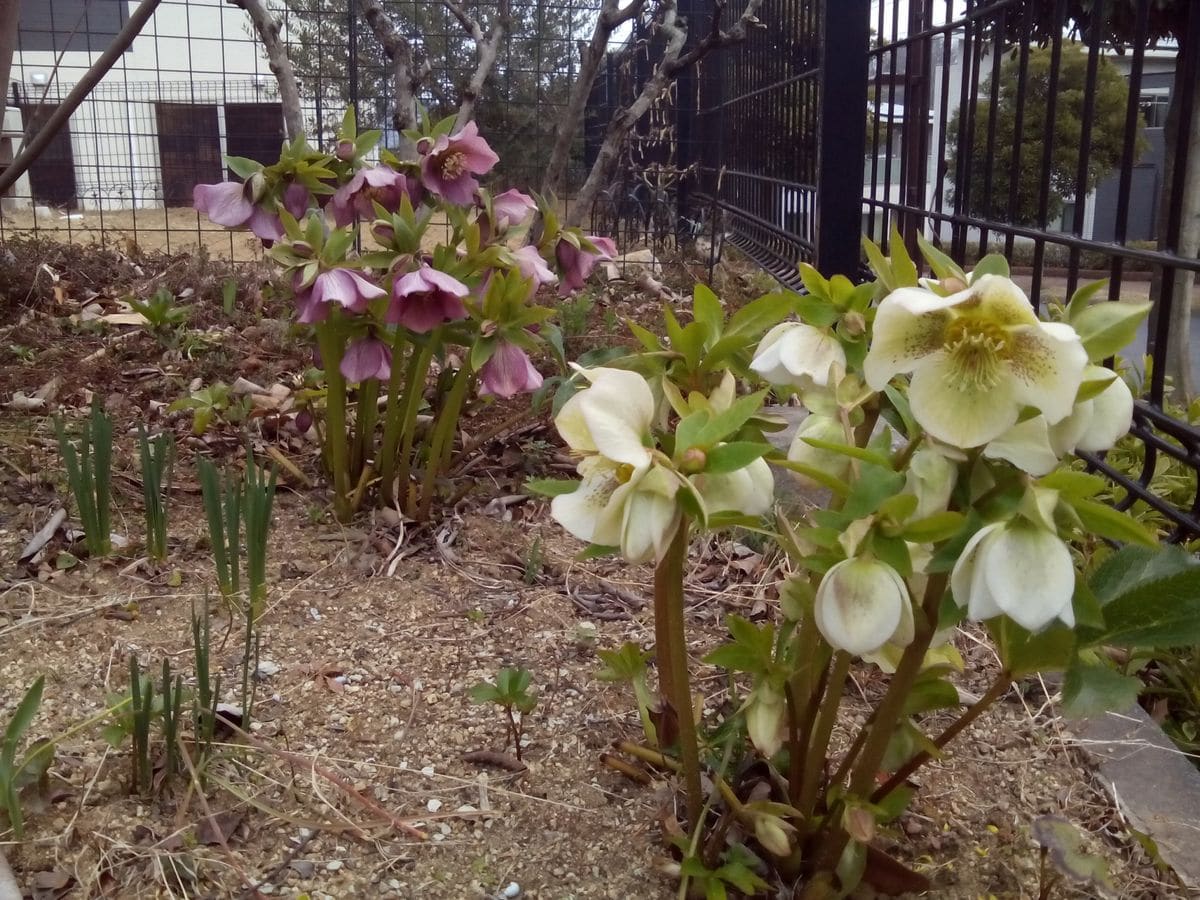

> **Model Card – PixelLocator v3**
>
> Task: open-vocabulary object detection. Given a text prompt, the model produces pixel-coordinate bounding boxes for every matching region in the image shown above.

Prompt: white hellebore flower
[904,446,959,518]
[745,683,787,758]
[787,414,852,486]
[750,322,846,391]
[864,275,1088,449]
[550,367,683,564]
[951,518,1075,631]
[814,557,913,656]
[692,456,775,517]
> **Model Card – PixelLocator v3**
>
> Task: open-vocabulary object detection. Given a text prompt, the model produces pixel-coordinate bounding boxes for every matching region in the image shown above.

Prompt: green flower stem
[786,609,829,809]
[656,518,703,832]
[809,572,948,876]
[797,651,852,820]
[391,333,439,511]
[351,377,380,485]
[415,359,472,521]
[315,325,352,522]
[377,330,411,506]
[869,669,1013,805]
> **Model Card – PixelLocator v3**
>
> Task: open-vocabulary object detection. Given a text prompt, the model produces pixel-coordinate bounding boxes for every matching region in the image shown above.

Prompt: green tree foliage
[946,43,1145,226]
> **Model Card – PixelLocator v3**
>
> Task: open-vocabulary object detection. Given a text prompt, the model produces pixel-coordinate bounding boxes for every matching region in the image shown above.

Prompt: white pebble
[325,860,343,872]
[426,798,443,813]
[420,765,435,777]
[502,883,521,898]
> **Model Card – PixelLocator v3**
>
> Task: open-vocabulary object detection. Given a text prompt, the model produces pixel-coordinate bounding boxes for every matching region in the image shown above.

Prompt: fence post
[815,0,870,276]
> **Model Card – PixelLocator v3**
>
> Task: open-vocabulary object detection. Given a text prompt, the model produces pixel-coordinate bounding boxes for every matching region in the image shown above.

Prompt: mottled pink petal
[340,336,392,382]
[480,340,542,399]
[193,181,253,226]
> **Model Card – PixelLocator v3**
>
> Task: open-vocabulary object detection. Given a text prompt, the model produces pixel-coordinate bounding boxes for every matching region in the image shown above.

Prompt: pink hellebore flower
[480,340,543,399]
[556,235,616,296]
[283,182,313,219]
[512,245,557,287]
[310,268,387,315]
[340,336,392,383]
[330,166,415,227]
[193,179,283,242]
[419,121,499,206]
[486,188,536,234]
[388,266,471,333]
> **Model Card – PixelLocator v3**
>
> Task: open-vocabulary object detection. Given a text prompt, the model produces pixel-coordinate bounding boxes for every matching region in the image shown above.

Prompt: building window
[1140,92,1170,128]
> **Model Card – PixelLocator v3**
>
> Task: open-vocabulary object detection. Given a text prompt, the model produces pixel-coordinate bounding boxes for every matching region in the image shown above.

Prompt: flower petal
[950,522,1003,610]
[550,457,621,546]
[863,290,952,389]
[1075,368,1134,452]
[981,523,1075,631]
[621,486,680,564]
[574,369,655,466]
[1006,321,1088,424]
[814,558,907,656]
[908,354,1019,447]
[777,324,846,389]
[695,457,774,516]
[982,415,1061,476]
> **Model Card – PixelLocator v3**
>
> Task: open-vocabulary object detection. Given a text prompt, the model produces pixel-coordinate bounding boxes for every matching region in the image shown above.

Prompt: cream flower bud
[814,557,912,656]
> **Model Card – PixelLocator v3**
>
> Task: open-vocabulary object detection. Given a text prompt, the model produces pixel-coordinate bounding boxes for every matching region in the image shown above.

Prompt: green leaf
[524,478,579,498]
[576,543,618,561]
[3,676,44,768]
[902,674,961,716]
[900,511,965,543]
[842,466,906,519]
[797,263,831,300]
[596,643,649,682]
[1061,662,1140,719]
[1066,278,1109,321]
[1071,301,1152,362]
[869,532,912,578]
[793,292,840,328]
[692,284,723,340]
[771,459,850,497]
[223,156,262,179]
[725,291,795,339]
[1032,815,1117,898]
[990,618,1075,677]
[1068,497,1156,546]
[627,320,663,352]
[1037,470,1107,499]
[916,233,967,283]
[1092,564,1200,650]
[468,683,501,704]
[888,226,920,287]
[971,253,1010,279]
[799,437,893,470]
[1090,545,1197,606]
[861,237,895,293]
[704,442,771,474]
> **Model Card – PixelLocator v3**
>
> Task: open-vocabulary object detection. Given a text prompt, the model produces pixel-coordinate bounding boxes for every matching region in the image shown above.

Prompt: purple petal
[512,245,558,286]
[283,182,312,219]
[491,189,536,231]
[480,341,542,399]
[193,181,253,226]
[340,337,392,382]
[295,287,328,324]
[312,268,385,311]
[450,121,500,174]
[247,206,285,242]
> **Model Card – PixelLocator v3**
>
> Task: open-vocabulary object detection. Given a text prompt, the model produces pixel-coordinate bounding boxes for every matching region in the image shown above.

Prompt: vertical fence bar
[814,0,869,276]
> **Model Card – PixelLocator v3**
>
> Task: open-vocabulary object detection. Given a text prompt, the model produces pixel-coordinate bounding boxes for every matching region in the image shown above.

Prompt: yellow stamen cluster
[942,316,1010,392]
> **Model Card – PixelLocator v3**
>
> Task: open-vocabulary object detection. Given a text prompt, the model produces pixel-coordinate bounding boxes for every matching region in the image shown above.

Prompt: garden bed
[0,240,1189,898]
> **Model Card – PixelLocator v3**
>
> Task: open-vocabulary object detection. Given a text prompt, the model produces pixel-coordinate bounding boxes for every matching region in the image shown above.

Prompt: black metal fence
[696,0,1200,538]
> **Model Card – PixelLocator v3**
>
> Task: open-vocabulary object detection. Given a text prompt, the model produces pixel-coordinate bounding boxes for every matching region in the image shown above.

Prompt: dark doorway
[156,102,222,206]
[224,103,283,180]
[20,102,77,208]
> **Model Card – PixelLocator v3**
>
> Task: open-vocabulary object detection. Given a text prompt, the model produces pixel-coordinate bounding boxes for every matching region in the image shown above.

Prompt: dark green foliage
[55,399,114,557]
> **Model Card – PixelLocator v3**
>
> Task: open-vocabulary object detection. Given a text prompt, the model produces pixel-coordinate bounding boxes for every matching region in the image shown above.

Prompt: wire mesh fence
[1,0,607,258]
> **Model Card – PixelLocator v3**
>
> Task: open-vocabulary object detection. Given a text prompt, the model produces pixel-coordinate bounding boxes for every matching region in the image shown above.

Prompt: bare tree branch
[447,0,512,130]
[0,0,163,197]
[356,0,427,158]
[567,0,765,228]
[541,0,651,197]
[226,0,303,140]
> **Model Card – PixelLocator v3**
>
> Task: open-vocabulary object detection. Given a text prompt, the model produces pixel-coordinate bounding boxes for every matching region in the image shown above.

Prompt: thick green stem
[786,611,830,810]
[315,325,352,523]
[869,670,1013,805]
[797,651,852,820]
[809,573,948,876]
[657,519,703,832]
[377,331,412,506]
[391,334,438,511]
[415,359,472,521]
[350,377,380,486]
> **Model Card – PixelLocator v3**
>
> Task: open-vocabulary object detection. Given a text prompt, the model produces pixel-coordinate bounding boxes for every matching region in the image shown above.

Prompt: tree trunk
[226,0,303,141]
[449,0,511,131]
[357,0,423,159]
[541,0,647,198]
[1156,79,1200,400]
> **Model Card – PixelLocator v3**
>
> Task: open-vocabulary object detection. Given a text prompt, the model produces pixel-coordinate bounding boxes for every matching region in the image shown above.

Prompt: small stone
[256,660,281,678]
[502,882,521,898]
[326,860,343,872]
[426,798,443,813]
[420,765,435,777]
[258,885,275,895]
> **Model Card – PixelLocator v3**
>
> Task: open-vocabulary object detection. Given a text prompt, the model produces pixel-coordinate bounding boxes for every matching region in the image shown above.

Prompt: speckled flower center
[440,151,468,180]
[942,317,1010,392]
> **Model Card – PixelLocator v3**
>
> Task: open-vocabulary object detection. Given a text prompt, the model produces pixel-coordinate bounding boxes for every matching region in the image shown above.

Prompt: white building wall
[9,0,281,210]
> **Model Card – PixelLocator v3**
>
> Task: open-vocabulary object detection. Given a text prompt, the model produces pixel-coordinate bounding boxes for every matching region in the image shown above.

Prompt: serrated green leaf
[704,442,771,474]
[990,618,1074,677]
[1092,566,1200,650]
[1071,301,1152,363]
[1069,497,1156,546]
[1061,663,1140,719]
